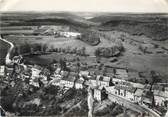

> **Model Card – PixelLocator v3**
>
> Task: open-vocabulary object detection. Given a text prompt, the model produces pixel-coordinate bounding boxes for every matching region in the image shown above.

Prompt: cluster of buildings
[0,56,168,115]
[34,25,81,38]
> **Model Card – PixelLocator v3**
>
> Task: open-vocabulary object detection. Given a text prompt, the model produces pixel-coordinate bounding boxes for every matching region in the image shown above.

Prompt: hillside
[0,12,94,27]
[90,14,168,41]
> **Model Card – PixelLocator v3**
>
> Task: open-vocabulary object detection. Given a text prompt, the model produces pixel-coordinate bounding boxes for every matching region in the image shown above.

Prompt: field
[1,12,168,116]
[1,12,168,79]
[4,28,168,78]
[4,34,116,56]
[0,39,10,65]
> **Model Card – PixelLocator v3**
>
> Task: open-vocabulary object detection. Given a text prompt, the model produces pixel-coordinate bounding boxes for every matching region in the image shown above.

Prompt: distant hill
[90,14,168,41]
[0,12,95,27]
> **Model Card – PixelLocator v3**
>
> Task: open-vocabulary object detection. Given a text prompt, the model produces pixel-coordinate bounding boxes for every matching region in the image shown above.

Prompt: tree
[81,47,86,56]
[42,44,48,52]
[76,62,80,74]
[21,42,31,54]
[94,48,100,57]
[52,59,57,64]
[13,46,20,56]
[59,58,66,70]
[150,70,159,91]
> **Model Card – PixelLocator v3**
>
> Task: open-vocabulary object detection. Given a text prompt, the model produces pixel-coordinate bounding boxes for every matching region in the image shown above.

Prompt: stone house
[75,77,84,89]
[94,86,108,101]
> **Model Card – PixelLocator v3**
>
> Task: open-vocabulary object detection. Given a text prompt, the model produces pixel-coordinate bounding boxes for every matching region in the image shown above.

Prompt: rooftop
[76,78,84,84]
[97,75,111,82]
[114,85,137,93]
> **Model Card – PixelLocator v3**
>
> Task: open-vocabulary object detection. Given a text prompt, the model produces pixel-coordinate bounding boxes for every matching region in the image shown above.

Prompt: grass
[0,39,10,65]
[5,35,116,56]
[4,29,168,79]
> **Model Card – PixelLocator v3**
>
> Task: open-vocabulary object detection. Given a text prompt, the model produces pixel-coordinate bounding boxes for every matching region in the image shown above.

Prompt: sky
[0,0,168,13]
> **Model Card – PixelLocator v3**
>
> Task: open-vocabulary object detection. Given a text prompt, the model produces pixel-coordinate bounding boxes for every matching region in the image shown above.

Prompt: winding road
[87,87,94,117]
[0,35,14,65]
[107,92,160,117]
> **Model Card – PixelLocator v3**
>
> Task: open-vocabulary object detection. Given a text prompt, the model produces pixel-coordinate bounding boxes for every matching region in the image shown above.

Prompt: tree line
[94,40,124,57]
[13,42,48,55]
[49,46,87,56]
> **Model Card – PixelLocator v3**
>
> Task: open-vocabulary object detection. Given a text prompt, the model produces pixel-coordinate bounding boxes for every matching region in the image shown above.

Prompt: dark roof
[62,73,76,82]
[98,75,111,82]
[114,85,137,93]
[67,76,76,82]
[76,79,84,84]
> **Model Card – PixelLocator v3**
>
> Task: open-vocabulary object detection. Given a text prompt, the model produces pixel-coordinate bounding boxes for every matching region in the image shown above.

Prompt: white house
[153,90,168,107]
[60,76,76,88]
[0,66,5,76]
[112,78,126,85]
[75,77,84,89]
[31,66,41,79]
[50,74,62,80]
[94,86,107,101]
[29,78,40,88]
[49,78,61,86]
[59,32,81,38]
[97,75,111,87]
[89,77,98,88]
[134,88,143,104]
[79,71,89,77]
[12,55,23,64]
[55,67,61,74]
[114,85,137,101]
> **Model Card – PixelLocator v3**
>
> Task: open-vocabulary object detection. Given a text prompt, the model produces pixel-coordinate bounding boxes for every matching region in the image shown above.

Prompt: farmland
[1,12,168,78]
[4,34,116,56]
[1,12,168,117]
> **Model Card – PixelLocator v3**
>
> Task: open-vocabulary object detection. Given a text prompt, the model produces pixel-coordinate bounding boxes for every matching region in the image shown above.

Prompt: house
[112,78,126,85]
[60,70,69,77]
[114,68,128,79]
[49,78,61,86]
[31,65,42,79]
[42,68,50,76]
[22,70,31,79]
[114,85,137,101]
[79,71,89,77]
[153,90,168,107]
[51,74,62,80]
[0,66,5,76]
[141,90,155,108]
[38,25,70,35]
[60,75,76,88]
[130,82,145,89]
[105,86,116,95]
[97,75,112,87]
[89,76,98,88]
[55,67,61,74]
[134,88,144,104]
[29,78,40,87]
[75,77,84,89]
[5,67,13,76]
[94,86,108,101]
[12,55,23,64]
[59,32,81,38]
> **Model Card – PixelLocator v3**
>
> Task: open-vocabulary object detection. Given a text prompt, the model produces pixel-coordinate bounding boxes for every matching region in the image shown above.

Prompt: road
[107,92,160,117]
[87,87,94,117]
[0,35,14,65]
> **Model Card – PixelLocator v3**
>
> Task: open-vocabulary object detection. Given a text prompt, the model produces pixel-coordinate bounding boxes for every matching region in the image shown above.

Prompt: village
[0,11,168,117]
[0,51,168,116]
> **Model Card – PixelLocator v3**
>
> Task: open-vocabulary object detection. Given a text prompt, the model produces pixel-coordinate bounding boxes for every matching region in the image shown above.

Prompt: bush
[94,46,122,57]
[78,31,100,46]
